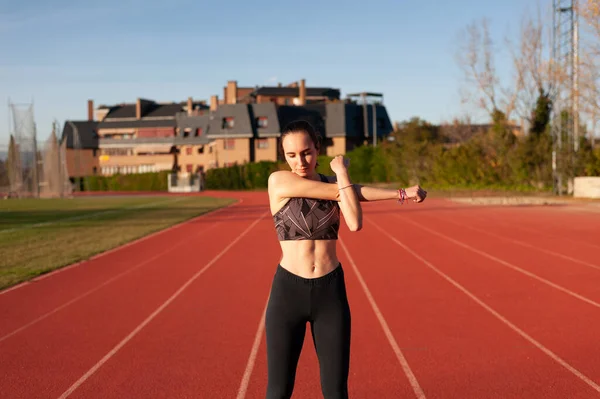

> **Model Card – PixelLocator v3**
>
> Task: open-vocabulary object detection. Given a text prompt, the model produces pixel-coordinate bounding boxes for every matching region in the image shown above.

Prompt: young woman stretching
[266,120,427,399]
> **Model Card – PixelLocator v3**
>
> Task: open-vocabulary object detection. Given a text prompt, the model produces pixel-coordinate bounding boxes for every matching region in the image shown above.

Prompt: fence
[0,103,71,198]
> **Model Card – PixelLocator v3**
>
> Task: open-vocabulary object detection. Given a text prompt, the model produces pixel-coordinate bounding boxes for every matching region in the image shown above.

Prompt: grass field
[0,195,235,290]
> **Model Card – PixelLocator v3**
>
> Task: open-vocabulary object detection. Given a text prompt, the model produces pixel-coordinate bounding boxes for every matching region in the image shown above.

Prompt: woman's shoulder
[268,170,294,186]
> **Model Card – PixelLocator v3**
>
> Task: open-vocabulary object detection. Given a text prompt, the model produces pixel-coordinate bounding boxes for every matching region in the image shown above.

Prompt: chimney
[136,98,142,119]
[187,97,193,115]
[277,82,282,87]
[299,79,306,106]
[210,95,218,111]
[87,99,94,121]
[227,80,238,104]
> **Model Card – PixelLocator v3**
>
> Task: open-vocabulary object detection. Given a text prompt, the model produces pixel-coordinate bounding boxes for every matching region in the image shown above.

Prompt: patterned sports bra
[273,174,340,241]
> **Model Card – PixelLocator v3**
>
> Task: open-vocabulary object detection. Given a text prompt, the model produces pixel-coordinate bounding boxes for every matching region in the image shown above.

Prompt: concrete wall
[573,177,600,198]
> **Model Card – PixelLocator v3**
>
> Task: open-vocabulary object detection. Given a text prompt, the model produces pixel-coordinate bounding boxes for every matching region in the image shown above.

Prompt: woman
[266,120,427,399]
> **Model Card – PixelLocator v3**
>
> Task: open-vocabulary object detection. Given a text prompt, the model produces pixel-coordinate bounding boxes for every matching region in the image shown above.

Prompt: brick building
[60,79,394,178]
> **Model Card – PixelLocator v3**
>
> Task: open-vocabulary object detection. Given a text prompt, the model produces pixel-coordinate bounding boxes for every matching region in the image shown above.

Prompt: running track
[1,192,600,398]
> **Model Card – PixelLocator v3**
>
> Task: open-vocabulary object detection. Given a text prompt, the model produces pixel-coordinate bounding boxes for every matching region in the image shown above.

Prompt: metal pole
[362,93,368,145]
[372,102,377,147]
[55,121,63,197]
[573,0,580,153]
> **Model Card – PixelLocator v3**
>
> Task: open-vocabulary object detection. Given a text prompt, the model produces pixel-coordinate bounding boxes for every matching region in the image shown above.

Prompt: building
[60,120,99,178]
[60,79,394,178]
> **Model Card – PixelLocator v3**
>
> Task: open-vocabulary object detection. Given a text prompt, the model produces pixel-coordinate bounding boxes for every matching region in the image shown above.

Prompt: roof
[103,104,137,119]
[60,121,99,149]
[100,100,208,124]
[250,103,280,137]
[174,113,213,144]
[205,104,254,138]
[251,86,340,99]
[98,119,177,129]
[172,102,394,141]
[341,103,393,138]
[277,105,327,138]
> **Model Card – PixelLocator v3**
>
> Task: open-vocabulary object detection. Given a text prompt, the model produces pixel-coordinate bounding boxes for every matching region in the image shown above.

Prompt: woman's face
[282,132,318,178]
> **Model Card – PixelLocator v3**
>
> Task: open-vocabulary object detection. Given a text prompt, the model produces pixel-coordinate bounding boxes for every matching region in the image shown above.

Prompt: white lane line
[236,295,270,399]
[0,199,241,296]
[57,211,269,399]
[339,237,427,399]
[0,210,240,343]
[370,220,600,394]
[431,213,600,272]
[394,214,600,310]
[468,211,600,251]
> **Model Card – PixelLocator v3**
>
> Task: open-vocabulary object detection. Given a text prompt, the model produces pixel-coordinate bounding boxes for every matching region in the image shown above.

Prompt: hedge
[83,171,170,192]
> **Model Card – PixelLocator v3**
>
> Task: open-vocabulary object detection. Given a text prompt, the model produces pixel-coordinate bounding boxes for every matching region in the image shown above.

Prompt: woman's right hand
[404,185,428,203]
[330,155,350,175]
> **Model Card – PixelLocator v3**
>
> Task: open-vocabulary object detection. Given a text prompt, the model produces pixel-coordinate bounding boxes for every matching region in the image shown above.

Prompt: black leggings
[265,264,351,399]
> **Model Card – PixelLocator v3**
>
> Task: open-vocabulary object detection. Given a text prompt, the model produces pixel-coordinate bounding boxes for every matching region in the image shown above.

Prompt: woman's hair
[278,120,321,159]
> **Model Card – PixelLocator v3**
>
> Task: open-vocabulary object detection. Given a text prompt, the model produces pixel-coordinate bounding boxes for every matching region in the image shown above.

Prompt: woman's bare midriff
[279,240,340,278]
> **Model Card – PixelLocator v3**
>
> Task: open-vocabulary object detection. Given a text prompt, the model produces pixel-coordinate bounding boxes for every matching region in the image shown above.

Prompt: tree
[457,8,564,131]
[457,18,523,122]
[578,0,600,147]
[529,89,552,137]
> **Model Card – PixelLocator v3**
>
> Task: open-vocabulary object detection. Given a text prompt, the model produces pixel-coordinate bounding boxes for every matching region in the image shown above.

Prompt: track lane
[0,196,263,399]
[0,201,240,338]
[426,201,600,264]
[377,202,600,396]
[241,223,420,399]
[60,211,275,399]
[403,209,600,306]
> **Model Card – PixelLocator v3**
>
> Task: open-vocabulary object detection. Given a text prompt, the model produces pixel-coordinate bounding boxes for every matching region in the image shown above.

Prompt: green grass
[0,195,236,291]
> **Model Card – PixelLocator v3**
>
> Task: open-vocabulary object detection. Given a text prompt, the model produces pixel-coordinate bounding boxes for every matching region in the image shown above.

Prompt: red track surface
[2,192,600,398]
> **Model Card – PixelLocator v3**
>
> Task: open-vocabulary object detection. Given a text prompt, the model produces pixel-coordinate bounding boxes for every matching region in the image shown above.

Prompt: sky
[0,0,548,146]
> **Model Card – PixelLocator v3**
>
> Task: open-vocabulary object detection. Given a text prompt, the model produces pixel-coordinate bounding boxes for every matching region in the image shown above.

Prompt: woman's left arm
[354,184,427,203]
[326,180,428,203]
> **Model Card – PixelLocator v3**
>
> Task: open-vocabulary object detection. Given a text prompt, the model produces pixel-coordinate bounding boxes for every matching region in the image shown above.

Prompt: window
[101,148,133,156]
[186,164,193,173]
[256,138,269,149]
[256,117,268,128]
[222,117,234,129]
[198,146,204,154]
[224,139,235,150]
[186,147,193,155]
[195,128,203,136]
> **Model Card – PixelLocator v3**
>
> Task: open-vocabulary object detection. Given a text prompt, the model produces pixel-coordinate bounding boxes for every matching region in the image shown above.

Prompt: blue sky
[0,0,546,145]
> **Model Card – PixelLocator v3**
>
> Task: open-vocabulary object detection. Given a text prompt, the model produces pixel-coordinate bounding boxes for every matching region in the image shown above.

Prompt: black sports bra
[272,174,340,241]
